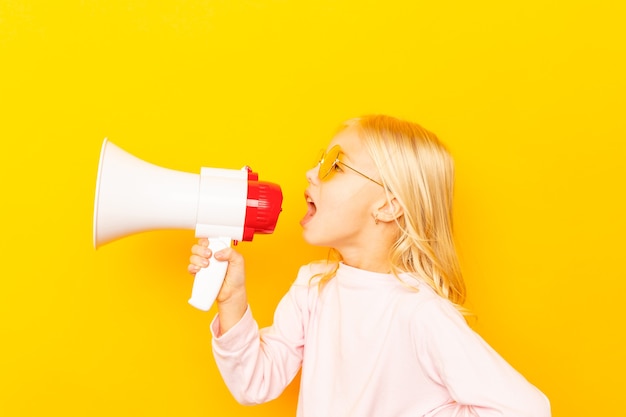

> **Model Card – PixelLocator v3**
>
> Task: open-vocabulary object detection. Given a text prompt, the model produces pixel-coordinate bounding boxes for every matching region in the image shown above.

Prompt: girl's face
[301,126,386,255]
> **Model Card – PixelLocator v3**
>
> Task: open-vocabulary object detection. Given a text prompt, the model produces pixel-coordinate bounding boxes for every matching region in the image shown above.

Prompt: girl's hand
[188,238,247,305]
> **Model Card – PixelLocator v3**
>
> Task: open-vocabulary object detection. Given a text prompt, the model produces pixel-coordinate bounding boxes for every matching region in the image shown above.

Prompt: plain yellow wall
[1,1,624,416]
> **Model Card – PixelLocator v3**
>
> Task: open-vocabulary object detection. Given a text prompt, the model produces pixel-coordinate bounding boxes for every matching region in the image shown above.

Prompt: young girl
[188,115,551,417]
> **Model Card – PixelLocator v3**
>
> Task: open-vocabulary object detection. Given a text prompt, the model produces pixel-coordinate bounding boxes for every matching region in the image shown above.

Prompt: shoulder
[285,261,338,314]
[272,262,335,328]
[283,262,331,301]
[408,282,472,341]
[293,260,338,287]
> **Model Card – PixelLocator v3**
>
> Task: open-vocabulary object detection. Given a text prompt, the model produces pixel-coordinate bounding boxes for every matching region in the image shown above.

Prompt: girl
[188,115,551,417]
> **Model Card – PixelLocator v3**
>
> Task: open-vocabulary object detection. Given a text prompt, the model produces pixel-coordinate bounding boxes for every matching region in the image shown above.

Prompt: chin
[301,229,316,245]
[301,228,327,247]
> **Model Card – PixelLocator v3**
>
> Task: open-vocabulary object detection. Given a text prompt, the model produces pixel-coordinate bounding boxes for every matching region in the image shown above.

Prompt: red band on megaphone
[243,180,283,241]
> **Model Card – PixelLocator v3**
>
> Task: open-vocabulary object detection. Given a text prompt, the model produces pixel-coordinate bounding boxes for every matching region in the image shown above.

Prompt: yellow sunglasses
[317,145,383,187]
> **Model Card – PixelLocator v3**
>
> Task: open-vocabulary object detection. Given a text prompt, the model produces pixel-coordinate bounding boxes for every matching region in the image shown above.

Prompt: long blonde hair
[314,115,467,311]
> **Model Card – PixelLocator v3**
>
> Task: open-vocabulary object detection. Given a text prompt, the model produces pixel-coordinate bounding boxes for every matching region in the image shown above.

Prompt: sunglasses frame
[318,145,384,187]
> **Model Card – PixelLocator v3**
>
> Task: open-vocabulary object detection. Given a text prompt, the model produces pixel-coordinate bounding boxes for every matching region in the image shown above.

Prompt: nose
[306,164,320,184]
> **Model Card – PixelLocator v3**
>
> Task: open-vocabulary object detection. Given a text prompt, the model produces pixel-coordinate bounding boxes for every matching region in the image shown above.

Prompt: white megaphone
[93,138,283,311]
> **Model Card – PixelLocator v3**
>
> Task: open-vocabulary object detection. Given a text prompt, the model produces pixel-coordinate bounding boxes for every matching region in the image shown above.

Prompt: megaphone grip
[188,237,231,311]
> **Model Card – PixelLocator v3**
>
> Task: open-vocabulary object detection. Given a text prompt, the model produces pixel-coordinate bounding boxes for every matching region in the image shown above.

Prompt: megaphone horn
[93,138,283,311]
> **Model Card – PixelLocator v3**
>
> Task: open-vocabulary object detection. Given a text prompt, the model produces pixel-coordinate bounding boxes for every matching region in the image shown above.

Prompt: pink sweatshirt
[211,263,551,417]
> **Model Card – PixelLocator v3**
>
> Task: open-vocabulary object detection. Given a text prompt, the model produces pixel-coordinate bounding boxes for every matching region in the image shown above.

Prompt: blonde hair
[314,115,467,311]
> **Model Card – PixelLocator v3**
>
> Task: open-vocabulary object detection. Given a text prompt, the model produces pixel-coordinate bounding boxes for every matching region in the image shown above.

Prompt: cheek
[319,186,375,222]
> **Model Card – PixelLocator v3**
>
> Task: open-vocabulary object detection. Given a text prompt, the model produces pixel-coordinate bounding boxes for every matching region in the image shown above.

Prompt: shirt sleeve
[414,298,551,417]
[210,269,310,405]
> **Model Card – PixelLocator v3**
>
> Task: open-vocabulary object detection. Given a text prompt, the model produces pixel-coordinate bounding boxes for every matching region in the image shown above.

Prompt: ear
[373,196,404,224]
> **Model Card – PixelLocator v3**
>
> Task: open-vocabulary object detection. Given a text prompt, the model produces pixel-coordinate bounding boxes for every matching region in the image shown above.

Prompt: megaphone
[93,138,283,311]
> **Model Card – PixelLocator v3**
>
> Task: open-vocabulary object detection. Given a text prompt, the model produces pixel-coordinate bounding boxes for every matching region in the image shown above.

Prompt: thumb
[213,247,246,289]
[214,247,244,265]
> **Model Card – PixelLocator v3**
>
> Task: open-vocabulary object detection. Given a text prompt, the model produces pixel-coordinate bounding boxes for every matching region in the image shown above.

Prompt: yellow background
[1,1,624,416]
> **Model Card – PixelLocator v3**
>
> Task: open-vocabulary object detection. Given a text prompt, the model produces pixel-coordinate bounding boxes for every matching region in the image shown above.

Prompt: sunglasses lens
[318,146,341,180]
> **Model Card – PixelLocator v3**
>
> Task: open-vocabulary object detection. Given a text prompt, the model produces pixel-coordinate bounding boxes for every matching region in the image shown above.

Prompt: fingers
[188,239,244,276]
[188,238,212,275]
[191,243,212,258]
[188,263,201,274]
[189,252,209,266]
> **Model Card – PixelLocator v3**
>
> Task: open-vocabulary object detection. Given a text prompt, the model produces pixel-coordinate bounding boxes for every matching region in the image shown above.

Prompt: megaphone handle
[188,237,231,311]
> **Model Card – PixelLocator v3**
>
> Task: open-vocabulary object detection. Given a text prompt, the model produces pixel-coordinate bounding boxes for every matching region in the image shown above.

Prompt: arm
[189,239,308,404]
[415,300,551,417]
[210,284,306,405]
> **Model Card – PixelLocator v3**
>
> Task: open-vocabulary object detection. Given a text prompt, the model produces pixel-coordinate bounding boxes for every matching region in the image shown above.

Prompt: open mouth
[301,192,317,225]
